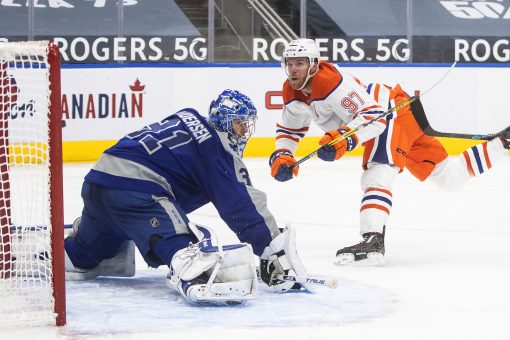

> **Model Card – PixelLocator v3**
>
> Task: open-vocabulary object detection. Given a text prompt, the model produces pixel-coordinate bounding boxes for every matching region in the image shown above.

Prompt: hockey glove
[269,149,299,182]
[317,126,358,161]
[259,226,310,293]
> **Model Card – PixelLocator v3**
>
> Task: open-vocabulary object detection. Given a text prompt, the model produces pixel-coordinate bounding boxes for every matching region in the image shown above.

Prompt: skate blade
[335,252,385,267]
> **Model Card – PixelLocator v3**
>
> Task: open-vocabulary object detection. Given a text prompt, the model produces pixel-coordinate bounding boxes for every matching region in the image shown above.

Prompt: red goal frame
[0,41,66,326]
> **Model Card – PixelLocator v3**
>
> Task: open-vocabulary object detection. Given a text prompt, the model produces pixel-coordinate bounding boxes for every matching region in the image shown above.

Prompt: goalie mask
[281,39,320,90]
[208,89,257,143]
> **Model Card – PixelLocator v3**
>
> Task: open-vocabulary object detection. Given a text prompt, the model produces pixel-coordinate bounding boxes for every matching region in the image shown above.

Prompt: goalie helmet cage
[0,41,65,327]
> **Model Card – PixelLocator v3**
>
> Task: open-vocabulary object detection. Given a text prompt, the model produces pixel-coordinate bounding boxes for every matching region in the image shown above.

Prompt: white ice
[1,156,510,340]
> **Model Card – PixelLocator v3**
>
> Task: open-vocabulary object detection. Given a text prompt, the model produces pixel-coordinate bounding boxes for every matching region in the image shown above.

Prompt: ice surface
[1,156,510,340]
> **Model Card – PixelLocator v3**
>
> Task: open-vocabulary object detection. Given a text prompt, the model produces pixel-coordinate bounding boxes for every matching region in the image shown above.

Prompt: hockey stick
[410,98,510,140]
[291,61,458,168]
[276,274,338,289]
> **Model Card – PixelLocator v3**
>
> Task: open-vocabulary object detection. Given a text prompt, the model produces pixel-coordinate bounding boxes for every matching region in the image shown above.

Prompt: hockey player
[269,39,510,266]
[64,89,309,305]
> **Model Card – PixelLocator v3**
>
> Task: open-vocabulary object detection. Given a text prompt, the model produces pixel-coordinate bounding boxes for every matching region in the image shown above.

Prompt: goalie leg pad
[167,223,257,305]
[65,239,136,281]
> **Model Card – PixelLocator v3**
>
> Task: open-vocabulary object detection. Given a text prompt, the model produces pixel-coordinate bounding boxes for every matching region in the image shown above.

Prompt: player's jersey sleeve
[275,83,312,153]
[344,80,393,143]
[364,82,392,107]
[315,64,387,144]
[203,132,280,256]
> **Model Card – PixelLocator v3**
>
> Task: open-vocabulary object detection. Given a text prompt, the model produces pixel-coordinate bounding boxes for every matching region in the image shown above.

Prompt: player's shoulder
[282,81,307,104]
[309,62,343,100]
[173,107,206,121]
[175,108,215,129]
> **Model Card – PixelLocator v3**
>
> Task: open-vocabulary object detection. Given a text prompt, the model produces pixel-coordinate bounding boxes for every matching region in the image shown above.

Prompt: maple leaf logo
[129,79,145,92]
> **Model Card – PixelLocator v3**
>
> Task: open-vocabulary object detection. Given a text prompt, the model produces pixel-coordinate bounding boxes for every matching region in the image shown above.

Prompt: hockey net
[0,41,65,326]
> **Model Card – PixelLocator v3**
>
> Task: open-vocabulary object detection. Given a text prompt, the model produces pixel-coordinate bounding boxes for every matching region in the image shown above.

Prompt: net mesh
[0,41,56,326]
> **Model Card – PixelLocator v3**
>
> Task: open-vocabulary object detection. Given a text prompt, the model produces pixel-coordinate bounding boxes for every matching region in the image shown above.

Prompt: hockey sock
[360,187,392,234]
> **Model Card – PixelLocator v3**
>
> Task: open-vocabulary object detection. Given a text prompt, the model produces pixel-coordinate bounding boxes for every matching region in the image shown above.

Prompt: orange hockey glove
[269,149,299,182]
[317,126,358,161]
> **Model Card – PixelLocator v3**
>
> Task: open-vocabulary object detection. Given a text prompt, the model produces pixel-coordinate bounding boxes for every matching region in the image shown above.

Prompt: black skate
[499,127,510,150]
[335,231,385,266]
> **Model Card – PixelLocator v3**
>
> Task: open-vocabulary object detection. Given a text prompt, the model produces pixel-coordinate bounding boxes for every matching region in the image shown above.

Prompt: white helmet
[281,39,320,90]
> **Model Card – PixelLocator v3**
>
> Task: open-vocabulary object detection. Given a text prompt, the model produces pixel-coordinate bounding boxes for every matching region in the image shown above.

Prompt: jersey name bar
[177,111,212,144]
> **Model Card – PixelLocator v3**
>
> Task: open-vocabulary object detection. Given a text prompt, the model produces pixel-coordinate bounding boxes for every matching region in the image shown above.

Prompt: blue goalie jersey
[84,108,279,255]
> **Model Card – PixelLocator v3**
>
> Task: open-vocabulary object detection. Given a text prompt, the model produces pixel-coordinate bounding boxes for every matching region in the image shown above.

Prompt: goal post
[48,41,66,328]
[0,41,65,327]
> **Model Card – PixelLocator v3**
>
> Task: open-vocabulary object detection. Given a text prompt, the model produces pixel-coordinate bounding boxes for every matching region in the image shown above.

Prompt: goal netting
[0,41,65,327]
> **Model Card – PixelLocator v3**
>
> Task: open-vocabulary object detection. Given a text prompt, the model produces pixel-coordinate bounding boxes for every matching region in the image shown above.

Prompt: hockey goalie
[63,89,313,305]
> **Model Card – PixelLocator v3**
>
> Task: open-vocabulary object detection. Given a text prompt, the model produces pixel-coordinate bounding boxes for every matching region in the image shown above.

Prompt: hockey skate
[499,127,510,150]
[335,231,385,266]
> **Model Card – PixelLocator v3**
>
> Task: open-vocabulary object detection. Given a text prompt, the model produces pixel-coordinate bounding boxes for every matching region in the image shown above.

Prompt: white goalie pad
[167,223,257,305]
[65,217,136,281]
[260,225,312,292]
[65,241,136,281]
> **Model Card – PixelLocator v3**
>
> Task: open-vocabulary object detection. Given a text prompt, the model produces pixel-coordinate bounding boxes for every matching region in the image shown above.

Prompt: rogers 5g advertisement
[1,0,509,64]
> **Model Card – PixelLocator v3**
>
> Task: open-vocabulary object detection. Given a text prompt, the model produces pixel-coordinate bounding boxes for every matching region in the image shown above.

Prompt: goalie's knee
[65,240,136,281]
[64,217,136,281]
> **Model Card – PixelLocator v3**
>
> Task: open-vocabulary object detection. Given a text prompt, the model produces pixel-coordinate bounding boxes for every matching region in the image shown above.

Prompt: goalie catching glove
[167,223,257,305]
[317,126,358,161]
[269,149,299,182]
[259,225,311,292]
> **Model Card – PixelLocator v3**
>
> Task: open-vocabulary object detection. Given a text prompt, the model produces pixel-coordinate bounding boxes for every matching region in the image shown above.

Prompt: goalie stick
[410,98,510,140]
[291,61,458,168]
[256,266,338,290]
[275,274,338,289]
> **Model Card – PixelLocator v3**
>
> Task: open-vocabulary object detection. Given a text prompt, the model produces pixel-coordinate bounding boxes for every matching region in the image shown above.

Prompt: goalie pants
[358,88,507,234]
[64,182,197,269]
